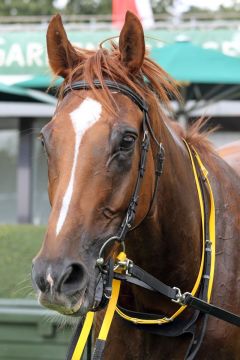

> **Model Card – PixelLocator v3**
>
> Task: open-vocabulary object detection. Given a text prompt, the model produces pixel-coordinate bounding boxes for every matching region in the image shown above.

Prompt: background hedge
[0,225,45,298]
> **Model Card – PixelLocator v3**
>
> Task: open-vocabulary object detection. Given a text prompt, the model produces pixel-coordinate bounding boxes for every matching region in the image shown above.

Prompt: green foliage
[0,0,56,16]
[184,5,240,19]
[64,0,111,15]
[64,0,174,15]
[151,0,174,15]
[0,0,240,17]
[0,225,45,298]
[184,6,213,16]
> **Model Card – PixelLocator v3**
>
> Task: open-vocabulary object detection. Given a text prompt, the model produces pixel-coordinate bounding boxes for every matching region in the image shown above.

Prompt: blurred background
[1,0,240,226]
[0,1,239,359]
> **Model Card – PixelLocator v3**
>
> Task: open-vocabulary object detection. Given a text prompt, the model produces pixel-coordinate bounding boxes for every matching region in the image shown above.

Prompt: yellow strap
[117,251,127,262]
[181,141,206,298]
[206,179,215,301]
[71,311,94,360]
[192,147,216,301]
[70,143,216,350]
[116,141,216,325]
[72,280,121,359]
[98,279,121,340]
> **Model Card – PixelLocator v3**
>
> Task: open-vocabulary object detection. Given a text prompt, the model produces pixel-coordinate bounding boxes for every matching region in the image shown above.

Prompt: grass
[0,225,45,299]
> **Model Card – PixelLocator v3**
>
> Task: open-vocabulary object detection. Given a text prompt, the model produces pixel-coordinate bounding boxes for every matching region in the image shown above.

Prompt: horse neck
[124,104,202,314]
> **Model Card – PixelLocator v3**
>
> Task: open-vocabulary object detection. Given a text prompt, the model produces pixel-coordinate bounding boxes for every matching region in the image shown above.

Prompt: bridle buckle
[114,258,133,276]
[172,287,190,306]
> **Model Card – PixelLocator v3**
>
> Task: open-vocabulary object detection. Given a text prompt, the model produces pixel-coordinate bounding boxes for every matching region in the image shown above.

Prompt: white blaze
[56,97,102,236]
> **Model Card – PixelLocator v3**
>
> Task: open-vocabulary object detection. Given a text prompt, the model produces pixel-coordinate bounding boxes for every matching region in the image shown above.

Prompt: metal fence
[1,12,240,31]
[0,299,88,360]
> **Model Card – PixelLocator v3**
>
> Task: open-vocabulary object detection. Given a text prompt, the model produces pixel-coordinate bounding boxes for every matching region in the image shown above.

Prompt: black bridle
[64,79,165,276]
[63,80,240,360]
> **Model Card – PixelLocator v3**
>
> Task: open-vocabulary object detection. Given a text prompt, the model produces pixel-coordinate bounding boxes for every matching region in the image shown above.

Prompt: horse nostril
[32,259,88,296]
[59,263,88,295]
[38,277,48,293]
[32,264,48,293]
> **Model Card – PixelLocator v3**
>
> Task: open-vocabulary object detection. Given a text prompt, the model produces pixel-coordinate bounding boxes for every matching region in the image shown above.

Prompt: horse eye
[120,134,136,150]
[39,135,49,158]
[40,137,47,151]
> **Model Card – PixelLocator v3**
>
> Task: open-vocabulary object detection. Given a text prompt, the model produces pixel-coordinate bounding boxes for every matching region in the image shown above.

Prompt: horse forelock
[57,42,179,114]
[50,39,218,241]
[56,43,217,160]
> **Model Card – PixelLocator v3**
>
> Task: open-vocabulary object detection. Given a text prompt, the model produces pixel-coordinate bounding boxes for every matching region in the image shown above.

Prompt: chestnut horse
[218,140,240,177]
[32,12,240,359]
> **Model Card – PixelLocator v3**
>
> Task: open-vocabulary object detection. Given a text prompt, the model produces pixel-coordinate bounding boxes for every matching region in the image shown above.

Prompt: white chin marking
[56,97,102,236]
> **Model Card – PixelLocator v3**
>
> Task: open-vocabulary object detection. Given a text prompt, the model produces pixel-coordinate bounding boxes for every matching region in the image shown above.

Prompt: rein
[63,80,240,360]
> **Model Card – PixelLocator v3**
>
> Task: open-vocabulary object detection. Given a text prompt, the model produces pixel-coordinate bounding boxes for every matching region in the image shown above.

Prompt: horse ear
[119,11,145,73]
[47,14,80,78]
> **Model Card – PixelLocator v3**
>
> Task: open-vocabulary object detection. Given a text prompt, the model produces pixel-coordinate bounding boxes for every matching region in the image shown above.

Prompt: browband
[63,79,149,112]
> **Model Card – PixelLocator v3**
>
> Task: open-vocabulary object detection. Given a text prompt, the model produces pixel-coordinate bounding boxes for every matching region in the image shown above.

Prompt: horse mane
[170,118,216,156]
[58,41,179,112]
[58,40,216,156]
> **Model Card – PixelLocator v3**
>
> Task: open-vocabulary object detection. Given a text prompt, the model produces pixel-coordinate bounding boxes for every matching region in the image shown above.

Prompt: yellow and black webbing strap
[70,311,94,360]
[192,147,216,302]
[68,253,123,360]
[66,318,83,360]
[69,279,121,360]
[116,142,216,325]
[92,279,121,360]
[67,142,217,359]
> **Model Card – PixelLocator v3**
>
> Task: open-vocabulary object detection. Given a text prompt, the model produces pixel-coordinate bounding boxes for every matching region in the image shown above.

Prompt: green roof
[0,82,56,104]
[151,41,240,84]
[2,39,240,103]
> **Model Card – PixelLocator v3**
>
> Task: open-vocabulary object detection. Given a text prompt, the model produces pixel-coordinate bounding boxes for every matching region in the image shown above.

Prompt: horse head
[32,12,163,316]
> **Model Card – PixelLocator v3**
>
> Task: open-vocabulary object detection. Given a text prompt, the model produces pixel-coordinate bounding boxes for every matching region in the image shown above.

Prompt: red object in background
[112,0,154,29]
[112,0,138,26]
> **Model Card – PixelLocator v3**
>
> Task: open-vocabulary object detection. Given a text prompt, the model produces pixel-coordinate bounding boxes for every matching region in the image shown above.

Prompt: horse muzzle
[32,257,92,316]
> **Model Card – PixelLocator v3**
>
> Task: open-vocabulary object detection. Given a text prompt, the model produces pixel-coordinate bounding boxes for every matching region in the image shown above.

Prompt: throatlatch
[64,80,240,360]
